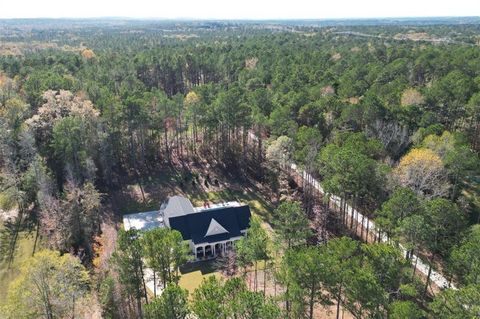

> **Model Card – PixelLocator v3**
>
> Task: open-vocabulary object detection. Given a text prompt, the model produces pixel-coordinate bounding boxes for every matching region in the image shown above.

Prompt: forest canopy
[0,19,479,318]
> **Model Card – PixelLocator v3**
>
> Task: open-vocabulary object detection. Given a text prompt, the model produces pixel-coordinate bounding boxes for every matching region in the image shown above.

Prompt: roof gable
[163,196,195,218]
[205,218,229,237]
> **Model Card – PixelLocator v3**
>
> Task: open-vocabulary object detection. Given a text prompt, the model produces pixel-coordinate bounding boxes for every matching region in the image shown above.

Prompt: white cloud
[0,0,479,19]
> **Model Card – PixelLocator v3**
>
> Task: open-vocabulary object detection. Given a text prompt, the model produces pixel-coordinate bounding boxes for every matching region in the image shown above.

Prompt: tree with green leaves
[422,131,480,199]
[141,227,190,293]
[449,225,480,286]
[293,126,323,165]
[398,214,428,277]
[321,237,360,319]
[237,216,269,292]
[0,117,44,266]
[361,243,406,295]
[444,144,480,199]
[248,87,273,162]
[318,132,385,232]
[388,301,424,319]
[2,250,90,319]
[466,92,480,150]
[272,201,311,249]
[26,89,99,156]
[375,187,422,239]
[422,198,467,295]
[235,234,254,281]
[111,229,148,319]
[375,188,422,245]
[98,275,118,319]
[191,276,281,319]
[51,115,99,183]
[342,263,386,319]
[231,289,282,319]
[425,70,475,129]
[430,284,480,319]
[191,276,227,319]
[276,246,329,319]
[144,284,189,319]
[423,198,467,257]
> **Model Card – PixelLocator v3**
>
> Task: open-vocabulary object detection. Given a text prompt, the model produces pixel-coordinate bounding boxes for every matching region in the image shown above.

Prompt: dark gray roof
[168,205,251,245]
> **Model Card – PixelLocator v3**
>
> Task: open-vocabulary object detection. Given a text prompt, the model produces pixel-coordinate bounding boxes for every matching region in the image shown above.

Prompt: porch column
[194,246,199,259]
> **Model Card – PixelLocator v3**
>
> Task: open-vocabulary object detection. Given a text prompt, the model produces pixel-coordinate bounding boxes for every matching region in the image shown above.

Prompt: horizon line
[1,15,480,21]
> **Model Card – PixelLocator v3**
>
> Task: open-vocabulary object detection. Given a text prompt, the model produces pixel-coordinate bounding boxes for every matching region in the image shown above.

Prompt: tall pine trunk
[309,281,316,319]
[424,260,433,296]
[336,286,342,319]
[136,297,143,319]
[153,272,156,297]
[139,263,148,305]
[263,260,267,297]
[254,261,258,292]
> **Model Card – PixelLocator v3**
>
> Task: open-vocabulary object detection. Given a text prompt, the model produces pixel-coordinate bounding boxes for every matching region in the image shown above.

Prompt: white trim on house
[205,218,229,237]
[193,236,243,260]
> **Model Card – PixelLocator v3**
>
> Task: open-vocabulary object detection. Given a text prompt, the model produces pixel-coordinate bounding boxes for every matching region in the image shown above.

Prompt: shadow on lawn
[180,259,218,275]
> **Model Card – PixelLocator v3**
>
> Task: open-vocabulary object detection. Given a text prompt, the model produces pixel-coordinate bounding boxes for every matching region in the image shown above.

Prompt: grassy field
[178,260,222,295]
[0,224,38,301]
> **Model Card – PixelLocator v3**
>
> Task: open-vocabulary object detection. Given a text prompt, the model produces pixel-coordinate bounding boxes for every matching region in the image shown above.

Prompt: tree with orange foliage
[81,49,95,59]
[393,148,450,198]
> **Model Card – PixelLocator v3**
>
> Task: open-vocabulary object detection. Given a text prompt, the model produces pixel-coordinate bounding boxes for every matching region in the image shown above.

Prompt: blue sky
[1,0,479,19]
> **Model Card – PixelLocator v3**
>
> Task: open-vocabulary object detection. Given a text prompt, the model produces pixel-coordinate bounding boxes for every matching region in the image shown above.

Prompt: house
[123,195,251,260]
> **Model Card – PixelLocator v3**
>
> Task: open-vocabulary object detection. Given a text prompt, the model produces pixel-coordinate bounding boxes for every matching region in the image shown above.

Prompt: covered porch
[194,240,235,260]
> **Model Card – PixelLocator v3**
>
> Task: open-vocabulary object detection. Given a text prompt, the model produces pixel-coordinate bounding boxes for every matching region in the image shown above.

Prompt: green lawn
[178,260,222,295]
[0,225,38,301]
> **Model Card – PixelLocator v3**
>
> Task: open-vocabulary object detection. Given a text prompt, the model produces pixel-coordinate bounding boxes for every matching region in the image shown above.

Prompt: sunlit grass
[178,260,221,295]
[0,226,38,301]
